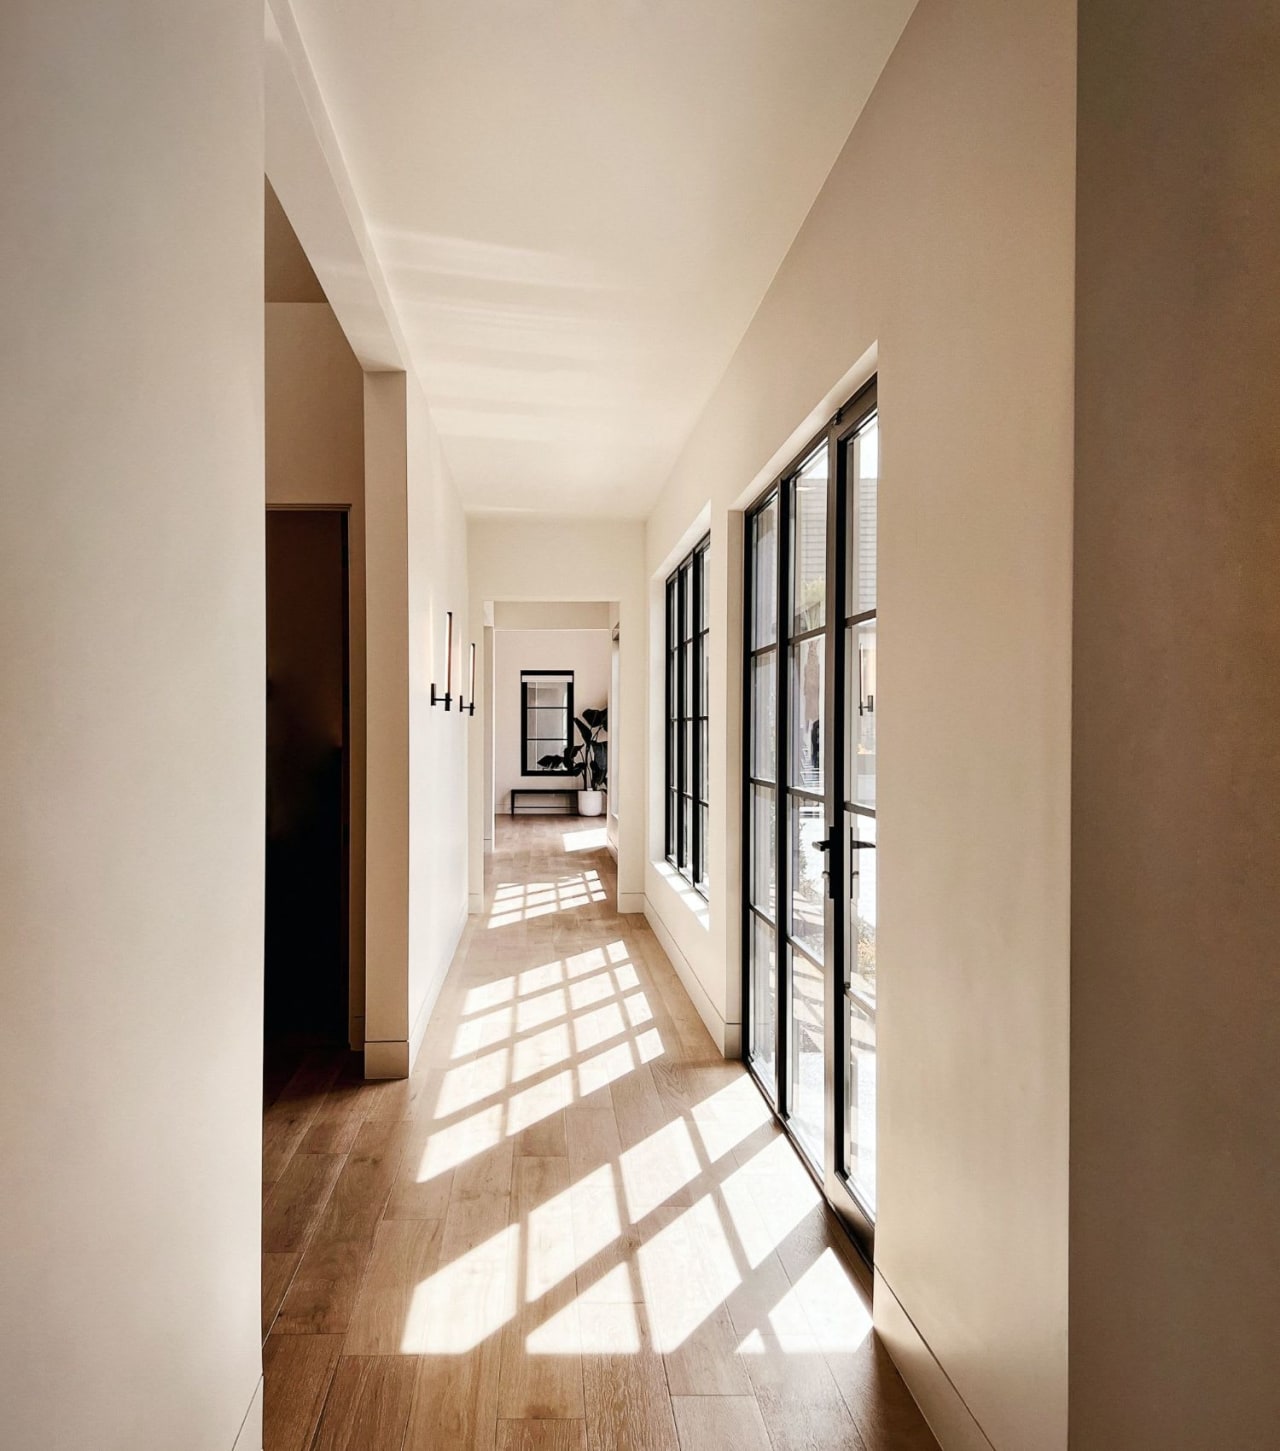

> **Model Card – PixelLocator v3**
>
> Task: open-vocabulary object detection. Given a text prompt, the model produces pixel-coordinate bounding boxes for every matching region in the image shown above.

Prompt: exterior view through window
[665,536,710,895]
[743,380,878,1257]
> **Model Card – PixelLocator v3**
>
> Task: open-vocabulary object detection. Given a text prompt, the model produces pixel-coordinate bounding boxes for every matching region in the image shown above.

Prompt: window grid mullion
[665,538,710,897]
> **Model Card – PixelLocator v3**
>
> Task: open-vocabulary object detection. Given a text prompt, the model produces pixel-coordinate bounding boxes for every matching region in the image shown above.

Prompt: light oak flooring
[261,817,937,1450]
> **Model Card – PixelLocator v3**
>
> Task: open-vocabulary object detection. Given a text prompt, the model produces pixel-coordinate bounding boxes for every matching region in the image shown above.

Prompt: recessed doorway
[264,506,351,1050]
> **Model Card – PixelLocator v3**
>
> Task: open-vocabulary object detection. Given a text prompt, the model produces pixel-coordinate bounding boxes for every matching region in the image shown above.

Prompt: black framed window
[665,536,709,894]
[742,377,878,1261]
[521,670,574,773]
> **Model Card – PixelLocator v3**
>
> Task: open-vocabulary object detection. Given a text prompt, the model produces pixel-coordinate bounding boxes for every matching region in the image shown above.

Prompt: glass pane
[681,561,693,640]
[750,786,776,918]
[750,916,777,1090]
[682,719,693,793]
[751,498,778,648]
[750,651,776,781]
[789,942,825,1164]
[844,994,877,1211]
[696,804,708,892]
[698,719,708,801]
[791,448,828,633]
[667,580,677,648]
[681,795,693,874]
[847,813,876,1003]
[847,416,878,616]
[667,791,678,856]
[790,636,824,792]
[788,796,825,964]
[848,619,876,809]
[699,635,709,712]
[699,545,709,625]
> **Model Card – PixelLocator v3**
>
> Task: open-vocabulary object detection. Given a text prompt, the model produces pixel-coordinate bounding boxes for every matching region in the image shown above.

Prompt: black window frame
[665,535,710,895]
[520,669,575,775]
[741,376,879,1262]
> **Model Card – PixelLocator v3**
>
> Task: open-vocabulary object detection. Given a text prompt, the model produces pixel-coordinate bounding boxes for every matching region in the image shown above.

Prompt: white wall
[494,629,612,814]
[405,381,471,1070]
[0,3,266,1448]
[468,520,646,912]
[360,370,471,1080]
[643,2,1075,1447]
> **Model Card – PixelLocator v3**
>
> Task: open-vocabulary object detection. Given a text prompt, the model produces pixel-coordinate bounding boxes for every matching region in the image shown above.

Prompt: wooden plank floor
[262,817,938,1451]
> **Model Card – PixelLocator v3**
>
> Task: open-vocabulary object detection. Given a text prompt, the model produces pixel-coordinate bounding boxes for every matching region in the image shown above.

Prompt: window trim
[519,669,576,776]
[664,535,710,896]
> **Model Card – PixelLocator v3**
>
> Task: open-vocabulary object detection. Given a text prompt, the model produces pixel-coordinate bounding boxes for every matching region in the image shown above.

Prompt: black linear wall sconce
[459,642,477,717]
[431,610,453,710]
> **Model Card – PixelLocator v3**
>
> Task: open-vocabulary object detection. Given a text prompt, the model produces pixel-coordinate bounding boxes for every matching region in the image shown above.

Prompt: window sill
[650,858,710,931]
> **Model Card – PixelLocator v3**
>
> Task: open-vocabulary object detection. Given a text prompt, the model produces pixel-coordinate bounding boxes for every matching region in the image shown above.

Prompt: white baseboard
[617,890,645,914]
[365,903,466,1079]
[231,1377,262,1451]
[873,1268,995,1451]
[408,900,467,1073]
[642,897,740,1059]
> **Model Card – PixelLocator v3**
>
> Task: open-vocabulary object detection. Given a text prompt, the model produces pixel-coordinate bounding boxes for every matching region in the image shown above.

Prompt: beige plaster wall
[1070,4,1280,1444]
[643,2,1076,1446]
[0,3,266,1447]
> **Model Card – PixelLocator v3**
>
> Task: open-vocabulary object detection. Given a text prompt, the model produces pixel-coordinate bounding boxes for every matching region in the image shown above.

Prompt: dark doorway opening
[265,507,350,1051]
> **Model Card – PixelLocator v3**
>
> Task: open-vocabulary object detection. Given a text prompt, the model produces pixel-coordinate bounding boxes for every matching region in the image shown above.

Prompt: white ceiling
[290,0,916,518]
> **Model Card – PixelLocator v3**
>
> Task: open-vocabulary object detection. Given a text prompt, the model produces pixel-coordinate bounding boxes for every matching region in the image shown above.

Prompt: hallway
[260,818,936,1450]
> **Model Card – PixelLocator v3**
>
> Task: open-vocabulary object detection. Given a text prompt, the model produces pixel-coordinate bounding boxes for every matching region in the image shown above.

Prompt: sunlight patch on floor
[415,1103,503,1182]
[786,1247,874,1351]
[506,1069,575,1136]
[513,1022,573,1083]
[464,977,515,1014]
[638,1195,742,1351]
[400,1223,519,1353]
[571,999,628,1052]
[438,1048,510,1115]
[526,1184,578,1299]
[577,1040,637,1097]
[515,984,569,1031]
[488,871,607,927]
[621,1118,701,1222]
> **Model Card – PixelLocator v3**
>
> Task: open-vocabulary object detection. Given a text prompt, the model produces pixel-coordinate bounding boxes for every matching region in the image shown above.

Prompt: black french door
[743,379,879,1257]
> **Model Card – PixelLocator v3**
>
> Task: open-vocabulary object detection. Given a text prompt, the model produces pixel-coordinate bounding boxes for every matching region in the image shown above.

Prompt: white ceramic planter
[577,790,604,817]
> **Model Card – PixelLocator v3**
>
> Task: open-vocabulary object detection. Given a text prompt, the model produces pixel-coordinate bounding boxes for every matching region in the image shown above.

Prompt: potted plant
[540,707,607,816]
